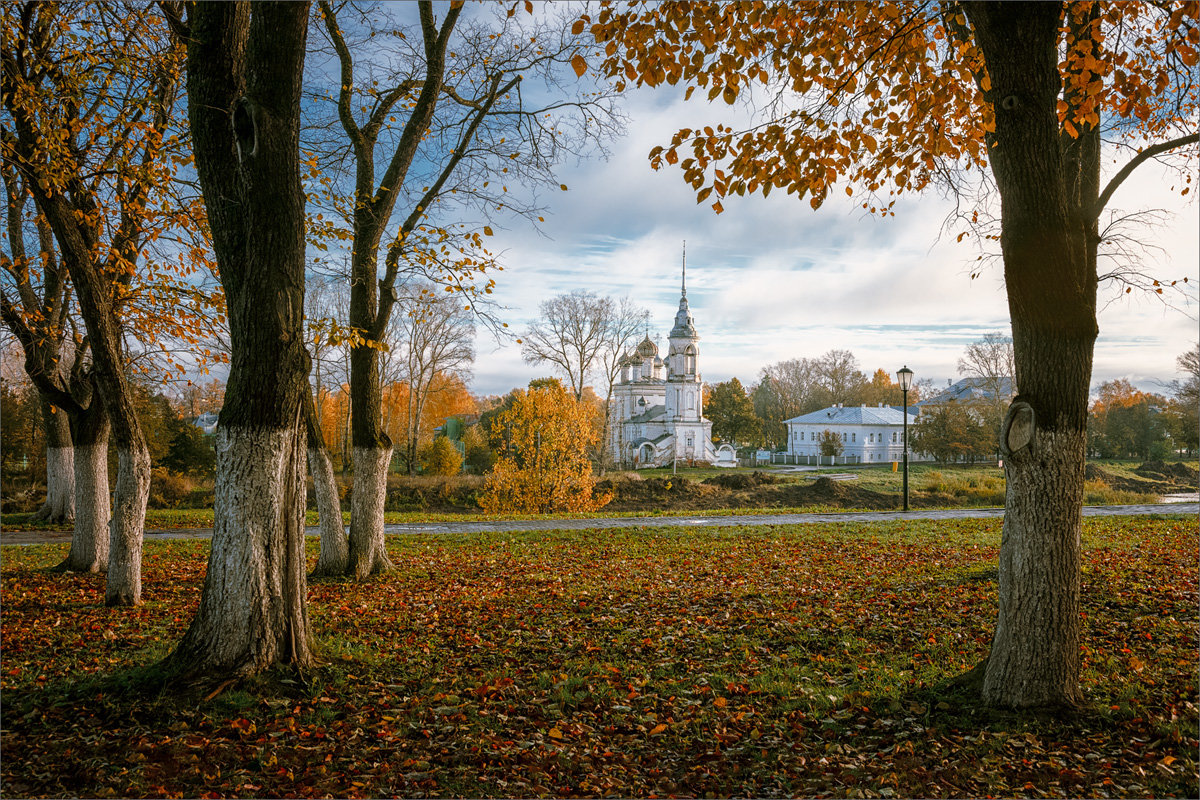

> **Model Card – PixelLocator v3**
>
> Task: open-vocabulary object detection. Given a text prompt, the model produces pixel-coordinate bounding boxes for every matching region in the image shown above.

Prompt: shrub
[422,437,462,476]
[149,468,193,509]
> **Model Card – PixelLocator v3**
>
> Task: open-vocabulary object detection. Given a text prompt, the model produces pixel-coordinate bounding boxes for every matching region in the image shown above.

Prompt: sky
[467,82,1199,399]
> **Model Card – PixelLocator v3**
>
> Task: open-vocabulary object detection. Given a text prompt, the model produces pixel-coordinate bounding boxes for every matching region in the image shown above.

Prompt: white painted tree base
[347,444,394,579]
[106,446,150,606]
[309,445,348,576]
[171,424,313,676]
[983,426,1084,708]
[59,442,109,573]
[35,446,75,524]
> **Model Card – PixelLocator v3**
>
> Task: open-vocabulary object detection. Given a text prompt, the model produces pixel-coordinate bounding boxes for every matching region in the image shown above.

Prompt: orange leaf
[571,54,588,78]
[649,723,667,735]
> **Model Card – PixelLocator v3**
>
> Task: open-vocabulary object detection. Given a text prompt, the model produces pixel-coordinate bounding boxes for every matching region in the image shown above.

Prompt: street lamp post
[896,366,914,512]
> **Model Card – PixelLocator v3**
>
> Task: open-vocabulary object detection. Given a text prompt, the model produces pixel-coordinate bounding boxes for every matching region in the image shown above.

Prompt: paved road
[2,503,1194,545]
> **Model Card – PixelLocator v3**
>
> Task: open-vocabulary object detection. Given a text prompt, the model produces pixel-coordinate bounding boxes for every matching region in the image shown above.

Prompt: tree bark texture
[172,425,312,675]
[34,398,74,524]
[965,2,1096,708]
[170,0,314,676]
[57,405,111,574]
[347,443,394,578]
[306,391,348,577]
[106,446,150,606]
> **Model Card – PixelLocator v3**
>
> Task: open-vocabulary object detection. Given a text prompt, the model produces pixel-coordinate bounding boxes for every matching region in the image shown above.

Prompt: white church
[609,261,733,468]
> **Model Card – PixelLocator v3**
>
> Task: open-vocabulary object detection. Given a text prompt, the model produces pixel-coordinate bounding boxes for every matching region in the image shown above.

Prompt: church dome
[636,335,658,357]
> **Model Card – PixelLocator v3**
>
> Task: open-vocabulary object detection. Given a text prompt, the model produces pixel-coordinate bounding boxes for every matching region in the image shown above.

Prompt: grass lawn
[1,516,1196,798]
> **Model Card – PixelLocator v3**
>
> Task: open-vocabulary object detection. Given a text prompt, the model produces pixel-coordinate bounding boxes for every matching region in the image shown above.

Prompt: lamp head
[896,366,914,392]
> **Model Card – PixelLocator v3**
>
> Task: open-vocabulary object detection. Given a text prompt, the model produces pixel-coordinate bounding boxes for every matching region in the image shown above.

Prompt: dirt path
[1,503,1194,545]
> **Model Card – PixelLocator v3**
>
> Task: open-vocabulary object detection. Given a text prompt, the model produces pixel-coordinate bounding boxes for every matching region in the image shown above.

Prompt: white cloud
[473,84,1198,398]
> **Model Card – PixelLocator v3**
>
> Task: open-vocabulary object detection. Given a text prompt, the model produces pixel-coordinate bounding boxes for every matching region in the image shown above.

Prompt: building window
[851,433,856,443]
[892,431,898,443]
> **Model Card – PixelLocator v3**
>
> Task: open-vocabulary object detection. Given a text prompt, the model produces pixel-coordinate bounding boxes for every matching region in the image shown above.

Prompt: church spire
[681,240,687,298]
[669,241,698,341]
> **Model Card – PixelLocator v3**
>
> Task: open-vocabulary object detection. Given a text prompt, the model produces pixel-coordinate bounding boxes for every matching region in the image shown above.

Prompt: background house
[784,403,924,465]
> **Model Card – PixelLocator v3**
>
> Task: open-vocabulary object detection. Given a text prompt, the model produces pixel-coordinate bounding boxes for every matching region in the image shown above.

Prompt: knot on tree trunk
[232,97,259,163]
[1001,400,1036,460]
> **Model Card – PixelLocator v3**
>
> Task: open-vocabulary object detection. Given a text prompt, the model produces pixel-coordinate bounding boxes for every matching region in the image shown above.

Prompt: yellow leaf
[483,226,493,236]
[571,53,587,78]
[714,696,727,708]
[548,727,564,740]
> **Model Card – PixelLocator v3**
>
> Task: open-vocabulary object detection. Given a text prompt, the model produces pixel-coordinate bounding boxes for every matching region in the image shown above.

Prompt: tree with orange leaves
[589,1,1198,708]
[480,378,610,514]
[2,1,222,603]
[1087,379,1169,459]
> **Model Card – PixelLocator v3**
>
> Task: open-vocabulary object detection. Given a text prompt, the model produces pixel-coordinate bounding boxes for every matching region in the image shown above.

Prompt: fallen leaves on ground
[1,517,1195,798]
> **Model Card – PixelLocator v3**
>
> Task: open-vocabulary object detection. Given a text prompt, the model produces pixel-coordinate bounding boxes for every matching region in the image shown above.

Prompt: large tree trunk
[168,0,314,677]
[307,391,348,577]
[966,2,1096,709]
[56,401,110,574]
[33,397,74,524]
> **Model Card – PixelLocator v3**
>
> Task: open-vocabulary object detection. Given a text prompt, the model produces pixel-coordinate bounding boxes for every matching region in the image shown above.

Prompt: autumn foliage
[1,517,1196,797]
[480,380,611,514]
[585,2,1197,214]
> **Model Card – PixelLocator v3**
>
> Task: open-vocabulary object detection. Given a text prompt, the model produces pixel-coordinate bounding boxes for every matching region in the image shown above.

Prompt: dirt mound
[702,471,784,490]
[1084,463,1117,483]
[598,472,901,512]
[595,475,723,512]
[755,477,900,510]
[1136,461,1199,486]
[1083,461,1195,494]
